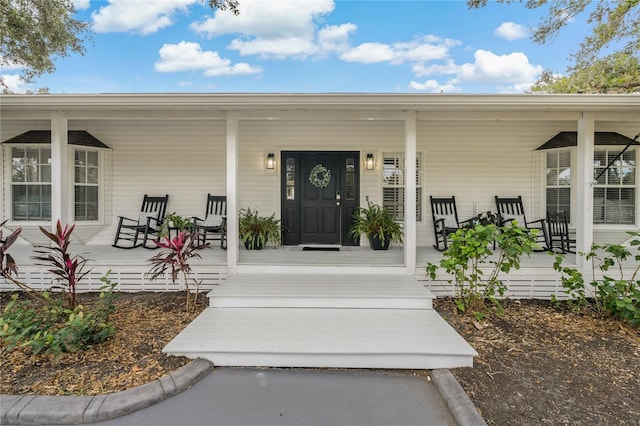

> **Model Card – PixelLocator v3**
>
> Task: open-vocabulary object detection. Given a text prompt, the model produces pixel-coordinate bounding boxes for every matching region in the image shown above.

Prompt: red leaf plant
[147,230,207,315]
[33,220,90,308]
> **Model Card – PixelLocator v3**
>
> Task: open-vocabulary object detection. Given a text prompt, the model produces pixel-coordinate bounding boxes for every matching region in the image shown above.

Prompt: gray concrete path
[94,368,456,426]
[2,362,486,426]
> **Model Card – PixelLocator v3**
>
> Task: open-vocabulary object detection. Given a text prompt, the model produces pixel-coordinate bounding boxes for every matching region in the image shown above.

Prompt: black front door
[300,154,341,244]
[281,151,359,246]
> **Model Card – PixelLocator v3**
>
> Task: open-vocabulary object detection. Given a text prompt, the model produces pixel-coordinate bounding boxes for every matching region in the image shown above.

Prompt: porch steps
[163,274,477,369]
[208,274,433,309]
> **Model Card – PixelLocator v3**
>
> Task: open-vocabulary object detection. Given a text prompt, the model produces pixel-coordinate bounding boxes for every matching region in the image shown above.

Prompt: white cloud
[411,60,460,77]
[72,0,90,11]
[456,50,542,84]
[408,79,460,93]
[494,22,528,41]
[317,24,357,54]
[341,43,394,63]
[228,37,317,59]
[155,41,262,77]
[192,0,335,58]
[2,74,29,93]
[393,37,460,64]
[341,36,460,65]
[92,0,197,35]
[409,50,542,93]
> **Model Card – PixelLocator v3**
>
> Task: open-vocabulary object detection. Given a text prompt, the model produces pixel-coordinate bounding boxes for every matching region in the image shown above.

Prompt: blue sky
[5,0,591,94]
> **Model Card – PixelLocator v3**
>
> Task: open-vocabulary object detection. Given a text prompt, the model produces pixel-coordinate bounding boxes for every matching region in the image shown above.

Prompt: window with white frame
[543,147,636,225]
[382,152,423,221]
[11,147,52,221]
[74,149,100,221]
[546,149,572,221]
[593,148,635,225]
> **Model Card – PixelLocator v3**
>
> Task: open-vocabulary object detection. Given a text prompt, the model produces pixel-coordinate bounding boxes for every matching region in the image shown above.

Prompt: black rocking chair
[430,196,474,251]
[113,194,169,249]
[546,211,575,253]
[193,194,227,249]
[495,196,549,251]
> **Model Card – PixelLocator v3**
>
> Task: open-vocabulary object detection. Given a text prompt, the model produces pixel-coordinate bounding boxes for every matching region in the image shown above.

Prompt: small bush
[0,272,118,355]
[427,214,537,319]
[552,231,640,326]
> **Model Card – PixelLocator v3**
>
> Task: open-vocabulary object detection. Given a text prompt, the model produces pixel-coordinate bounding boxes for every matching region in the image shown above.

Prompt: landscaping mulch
[435,298,640,426]
[1,292,639,425]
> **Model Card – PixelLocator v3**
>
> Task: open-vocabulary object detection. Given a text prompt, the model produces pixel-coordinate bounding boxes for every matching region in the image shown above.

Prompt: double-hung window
[74,149,100,221]
[545,149,572,221]
[381,151,423,221]
[593,148,635,225]
[11,147,52,221]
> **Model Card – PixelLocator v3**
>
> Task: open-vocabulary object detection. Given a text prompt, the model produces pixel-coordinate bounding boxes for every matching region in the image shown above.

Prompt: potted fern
[238,207,282,250]
[348,201,403,250]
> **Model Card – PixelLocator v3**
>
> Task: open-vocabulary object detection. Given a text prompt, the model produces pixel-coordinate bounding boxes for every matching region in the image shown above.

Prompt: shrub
[427,214,537,319]
[0,272,118,355]
[552,231,640,326]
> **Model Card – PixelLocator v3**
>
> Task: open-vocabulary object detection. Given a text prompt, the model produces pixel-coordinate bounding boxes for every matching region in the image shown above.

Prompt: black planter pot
[244,236,264,250]
[368,233,391,250]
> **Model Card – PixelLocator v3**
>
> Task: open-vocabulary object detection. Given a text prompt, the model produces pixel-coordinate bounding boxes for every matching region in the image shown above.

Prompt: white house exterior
[1,93,639,279]
[2,93,638,369]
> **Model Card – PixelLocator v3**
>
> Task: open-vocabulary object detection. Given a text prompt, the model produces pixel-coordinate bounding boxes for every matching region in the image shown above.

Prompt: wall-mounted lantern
[365,153,375,170]
[266,153,276,170]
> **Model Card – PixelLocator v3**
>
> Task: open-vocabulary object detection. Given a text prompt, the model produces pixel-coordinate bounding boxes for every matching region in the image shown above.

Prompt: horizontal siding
[75,119,227,244]
[419,120,576,246]
[238,120,404,230]
[2,118,637,248]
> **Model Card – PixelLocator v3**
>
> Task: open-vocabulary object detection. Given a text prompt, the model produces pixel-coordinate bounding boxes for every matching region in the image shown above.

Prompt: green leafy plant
[33,220,89,308]
[0,271,117,355]
[147,231,205,315]
[238,207,282,250]
[552,232,640,326]
[427,214,537,319]
[348,201,403,249]
[159,212,193,237]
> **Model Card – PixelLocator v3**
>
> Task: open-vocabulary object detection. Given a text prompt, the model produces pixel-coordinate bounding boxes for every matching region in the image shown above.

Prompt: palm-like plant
[147,231,205,315]
[33,220,90,308]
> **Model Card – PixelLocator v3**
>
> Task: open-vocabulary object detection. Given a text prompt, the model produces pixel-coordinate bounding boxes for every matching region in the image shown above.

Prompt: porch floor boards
[7,244,575,269]
[163,274,477,369]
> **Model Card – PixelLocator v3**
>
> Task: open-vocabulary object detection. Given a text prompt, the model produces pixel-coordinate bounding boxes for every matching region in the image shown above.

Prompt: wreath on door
[309,164,332,188]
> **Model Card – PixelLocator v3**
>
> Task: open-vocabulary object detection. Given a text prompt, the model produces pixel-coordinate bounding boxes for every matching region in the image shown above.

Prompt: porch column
[404,111,417,274]
[575,113,595,270]
[50,111,69,228]
[226,111,239,274]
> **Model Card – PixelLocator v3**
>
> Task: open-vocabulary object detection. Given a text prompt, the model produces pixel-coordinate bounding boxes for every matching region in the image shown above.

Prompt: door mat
[302,247,340,251]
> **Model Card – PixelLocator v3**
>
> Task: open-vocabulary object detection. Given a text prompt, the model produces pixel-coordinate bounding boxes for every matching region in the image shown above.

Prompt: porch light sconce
[365,153,375,170]
[266,153,276,170]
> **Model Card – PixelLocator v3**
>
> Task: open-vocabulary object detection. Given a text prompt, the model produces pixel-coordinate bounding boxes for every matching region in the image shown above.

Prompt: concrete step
[208,274,434,309]
[163,307,477,369]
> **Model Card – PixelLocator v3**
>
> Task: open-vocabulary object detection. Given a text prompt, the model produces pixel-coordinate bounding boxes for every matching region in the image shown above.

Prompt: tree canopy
[0,0,91,92]
[468,0,640,93]
[208,0,240,15]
